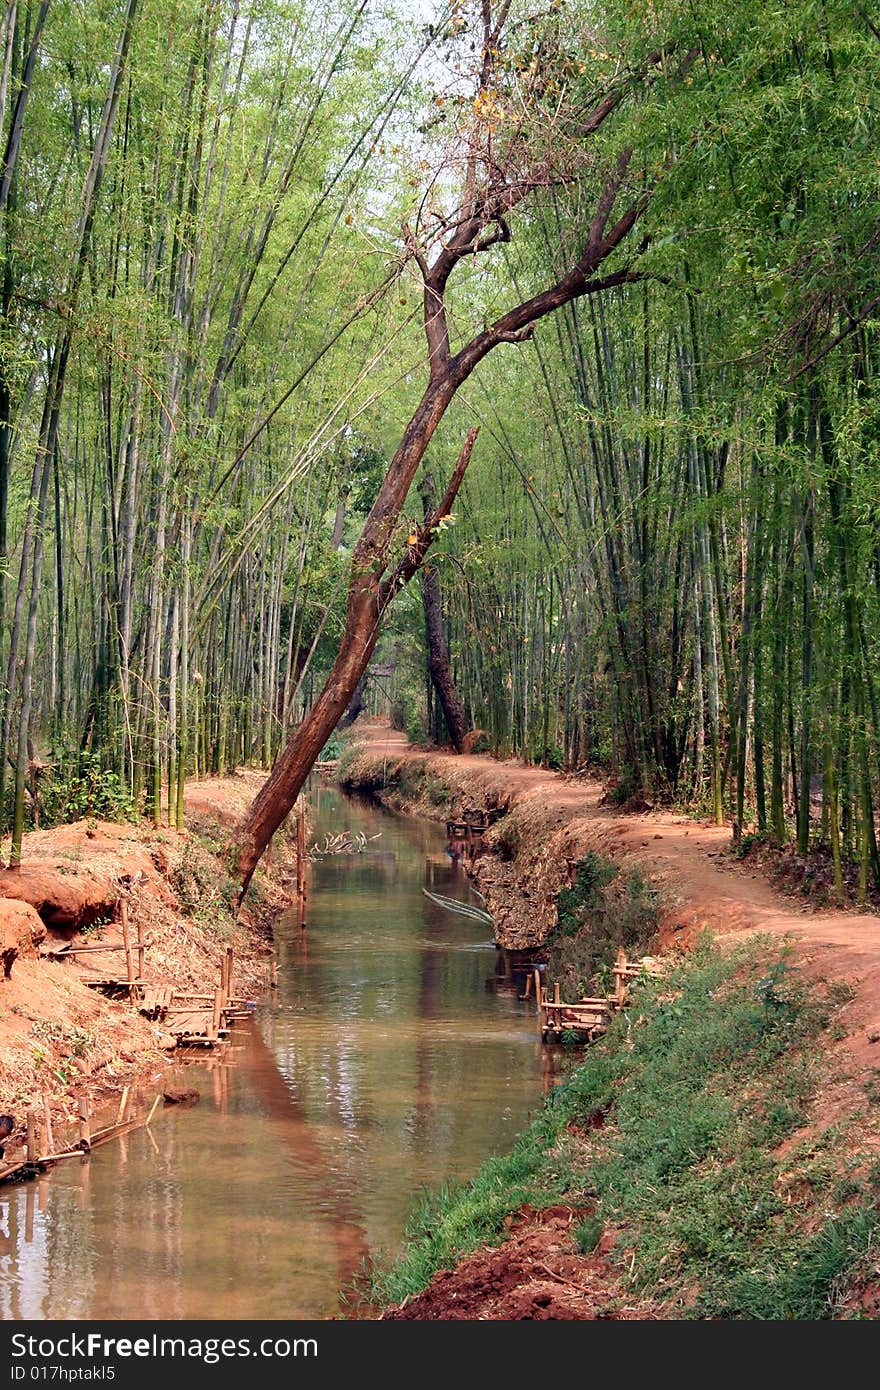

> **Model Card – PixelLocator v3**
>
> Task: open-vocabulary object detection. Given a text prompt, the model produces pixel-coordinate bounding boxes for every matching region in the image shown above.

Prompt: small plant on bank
[549,852,658,998]
[169,835,238,926]
[573,1214,603,1254]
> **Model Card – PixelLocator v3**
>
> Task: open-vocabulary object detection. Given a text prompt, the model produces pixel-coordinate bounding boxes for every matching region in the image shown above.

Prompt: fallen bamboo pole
[145,1093,162,1126]
[44,942,152,955]
[36,1148,87,1165]
[89,1118,147,1150]
[169,992,250,1004]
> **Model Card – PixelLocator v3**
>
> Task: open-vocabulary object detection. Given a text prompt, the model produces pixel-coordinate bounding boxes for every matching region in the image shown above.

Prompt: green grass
[360,939,880,1319]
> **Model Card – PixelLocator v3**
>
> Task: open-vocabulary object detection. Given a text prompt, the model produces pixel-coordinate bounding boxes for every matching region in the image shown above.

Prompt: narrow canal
[0,787,546,1318]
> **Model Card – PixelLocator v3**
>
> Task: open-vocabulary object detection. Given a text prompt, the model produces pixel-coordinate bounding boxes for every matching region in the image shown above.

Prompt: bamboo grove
[0,0,425,860]
[2,0,880,895]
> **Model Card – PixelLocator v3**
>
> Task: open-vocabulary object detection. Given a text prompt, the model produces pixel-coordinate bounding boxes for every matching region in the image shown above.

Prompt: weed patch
[364,940,880,1319]
[548,852,658,997]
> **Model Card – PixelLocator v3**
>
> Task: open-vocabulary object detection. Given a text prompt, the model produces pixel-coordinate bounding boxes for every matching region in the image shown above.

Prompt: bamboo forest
[2,0,880,1331]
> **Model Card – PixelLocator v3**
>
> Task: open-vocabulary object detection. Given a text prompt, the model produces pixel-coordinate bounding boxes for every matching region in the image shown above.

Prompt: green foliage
[38,752,137,827]
[168,835,238,929]
[556,853,618,934]
[573,1214,603,1255]
[550,854,658,997]
[365,941,878,1319]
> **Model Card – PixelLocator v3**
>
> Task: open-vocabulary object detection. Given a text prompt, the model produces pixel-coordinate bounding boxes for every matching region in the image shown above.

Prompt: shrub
[38,751,137,826]
[549,852,658,997]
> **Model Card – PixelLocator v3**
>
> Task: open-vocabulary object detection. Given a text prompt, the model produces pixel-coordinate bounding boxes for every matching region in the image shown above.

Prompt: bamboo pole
[42,1097,54,1154]
[136,911,145,979]
[115,1086,130,1127]
[77,1092,91,1151]
[210,987,223,1040]
[26,1111,37,1164]
[36,1148,88,1164]
[226,946,234,1001]
[120,900,135,999]
[296,799,306,900]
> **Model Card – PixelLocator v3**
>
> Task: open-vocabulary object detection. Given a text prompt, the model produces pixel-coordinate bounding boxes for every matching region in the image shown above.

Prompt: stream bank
[0,770,286,1154]
[337,721,880,1318]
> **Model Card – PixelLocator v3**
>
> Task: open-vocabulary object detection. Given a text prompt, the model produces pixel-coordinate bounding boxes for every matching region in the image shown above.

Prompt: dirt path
[346,721,880,1320]
[349,720,880,1072]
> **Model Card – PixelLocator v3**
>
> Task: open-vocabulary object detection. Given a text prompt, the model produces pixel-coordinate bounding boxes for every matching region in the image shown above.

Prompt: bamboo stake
[210,987,223,1040]
[136,912,145,979]
[226,946,234,1001]
[42,1097,55,1154]
[120,901,135,999]
[26,1111,37,1164]
[77,1092,91,1151]
[115,1086,130,1127]
[145,1093,162,1126]
[296,799,306,900]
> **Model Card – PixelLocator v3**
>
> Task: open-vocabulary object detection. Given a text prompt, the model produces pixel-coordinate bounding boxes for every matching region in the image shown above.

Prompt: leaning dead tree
[234,3,682,893]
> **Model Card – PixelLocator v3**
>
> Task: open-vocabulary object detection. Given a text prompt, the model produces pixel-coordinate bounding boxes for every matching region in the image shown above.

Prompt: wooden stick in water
[26,1112,37,1164]
[78,1093,91,1151]
[210,988,223,1040]
[115,1086,130,1127]
[145,1093,162,1127]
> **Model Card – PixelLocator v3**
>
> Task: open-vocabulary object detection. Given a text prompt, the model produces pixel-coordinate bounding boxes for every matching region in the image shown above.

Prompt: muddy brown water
[0,788,548,1319]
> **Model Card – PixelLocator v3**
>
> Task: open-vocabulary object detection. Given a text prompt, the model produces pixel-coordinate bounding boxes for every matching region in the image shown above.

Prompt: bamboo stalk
[115,1086,130,1126]
[120,900,136,1001]
[77,1092,91,1151]
[42,1096,54,1154]
[210,987,223,1040]
[26,1111,37,1164]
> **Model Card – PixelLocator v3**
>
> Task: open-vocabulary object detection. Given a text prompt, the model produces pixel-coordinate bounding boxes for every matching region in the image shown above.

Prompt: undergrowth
[357,939,879,1319]
[548,852,659,997]
[168,832,239,931]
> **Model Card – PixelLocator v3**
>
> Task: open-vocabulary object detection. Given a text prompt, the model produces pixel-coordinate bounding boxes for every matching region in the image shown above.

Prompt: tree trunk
[232,30,665,892]
[419,472,468,752]
[337,672,367,730]
[234,414,476,892]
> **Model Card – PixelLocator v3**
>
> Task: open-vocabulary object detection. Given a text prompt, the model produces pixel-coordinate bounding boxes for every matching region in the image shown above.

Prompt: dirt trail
[348,722,880,1321]
[349,720,880,1070]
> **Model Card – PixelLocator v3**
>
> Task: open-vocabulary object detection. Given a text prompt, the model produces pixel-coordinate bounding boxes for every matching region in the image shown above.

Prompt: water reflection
[0,787,543,1319]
